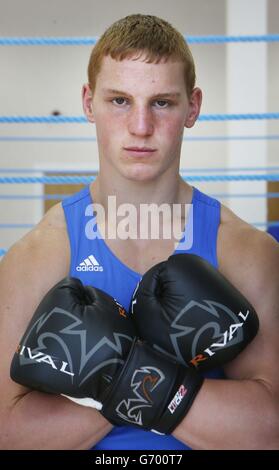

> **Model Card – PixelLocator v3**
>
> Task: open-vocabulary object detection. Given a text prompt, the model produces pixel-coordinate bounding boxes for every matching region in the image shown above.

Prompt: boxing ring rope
[0,174,278,184]
[1,135,279,142]
[0,113,279,123]
[1,34,279,46]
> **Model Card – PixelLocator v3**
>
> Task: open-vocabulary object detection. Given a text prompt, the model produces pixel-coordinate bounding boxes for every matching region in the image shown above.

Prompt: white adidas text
[76,254,104,272]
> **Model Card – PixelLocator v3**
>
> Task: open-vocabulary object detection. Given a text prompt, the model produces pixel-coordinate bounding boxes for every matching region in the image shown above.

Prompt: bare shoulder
[0,202,70,317]
[36,200,68,231]
[218,205,279,311]
[0,203,70,408]
[217,205,279,385]
[2,202,70,277]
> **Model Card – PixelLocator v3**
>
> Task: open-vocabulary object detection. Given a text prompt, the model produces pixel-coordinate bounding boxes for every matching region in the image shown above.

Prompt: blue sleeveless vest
[62,185,224,450]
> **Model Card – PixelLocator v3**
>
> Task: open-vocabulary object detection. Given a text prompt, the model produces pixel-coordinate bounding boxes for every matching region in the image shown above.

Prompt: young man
[0,14,278,450]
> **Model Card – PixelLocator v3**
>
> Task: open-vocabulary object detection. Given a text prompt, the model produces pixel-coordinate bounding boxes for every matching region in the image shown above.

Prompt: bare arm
[173,223,279,449]
[0,205,112,449]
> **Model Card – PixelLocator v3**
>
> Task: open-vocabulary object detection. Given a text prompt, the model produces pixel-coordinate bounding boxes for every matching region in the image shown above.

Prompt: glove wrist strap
[102,339,204,434]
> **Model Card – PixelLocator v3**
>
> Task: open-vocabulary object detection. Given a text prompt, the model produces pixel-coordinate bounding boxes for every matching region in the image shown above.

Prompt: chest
[104,238,179,275]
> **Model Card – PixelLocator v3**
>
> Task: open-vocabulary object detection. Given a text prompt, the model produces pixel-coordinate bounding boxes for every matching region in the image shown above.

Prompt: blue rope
[0,174,278,184]
[0,176,94,184]
[0,194,70,200]
[1,166,279,174]
[0,37,99,46]
[0,116,87,123]
[1,221,279,229]
[0,224,34,229]
[0,34,279,46]
[1,135,279,142]
[210,192,279,199]
[186,34,279,44]
[198,113,279,121]
[1,219,278,234]
[180,166,279,173]
[0,113,279,123]
[184,135,279,142]
[0,192,278,201]
[0,136,97,142]
[253,221,279,228]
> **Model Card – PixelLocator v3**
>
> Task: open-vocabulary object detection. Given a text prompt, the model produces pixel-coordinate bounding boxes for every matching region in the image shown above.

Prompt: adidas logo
[76,255,104,272]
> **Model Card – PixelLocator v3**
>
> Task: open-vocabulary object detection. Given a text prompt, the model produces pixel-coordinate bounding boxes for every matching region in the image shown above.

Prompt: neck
[90,170,192,210]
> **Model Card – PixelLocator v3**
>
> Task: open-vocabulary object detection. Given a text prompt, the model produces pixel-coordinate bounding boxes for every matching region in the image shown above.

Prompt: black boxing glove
[130,254,259,371]
[10,277,203,434]
[10,278,136,410]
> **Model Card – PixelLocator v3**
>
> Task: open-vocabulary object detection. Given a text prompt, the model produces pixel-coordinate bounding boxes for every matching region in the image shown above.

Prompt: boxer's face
[84,55,201,182]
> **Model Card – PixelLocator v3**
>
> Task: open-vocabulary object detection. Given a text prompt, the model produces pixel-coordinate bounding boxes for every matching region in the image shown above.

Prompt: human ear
[185,87,202,128]
[82,83,95,123]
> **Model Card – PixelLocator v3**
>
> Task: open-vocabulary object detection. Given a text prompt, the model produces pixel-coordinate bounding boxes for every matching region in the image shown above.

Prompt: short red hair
[87,14,196,98]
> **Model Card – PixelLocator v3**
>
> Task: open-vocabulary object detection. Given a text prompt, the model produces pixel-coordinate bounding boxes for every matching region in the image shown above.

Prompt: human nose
[127,104,154,137]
